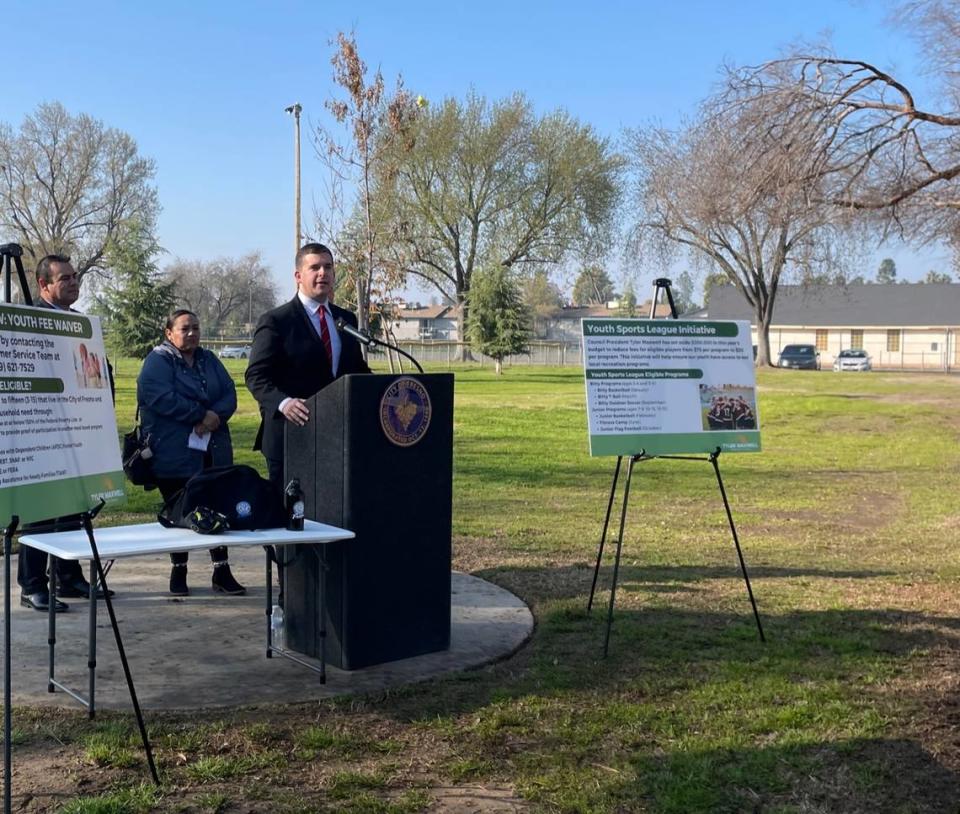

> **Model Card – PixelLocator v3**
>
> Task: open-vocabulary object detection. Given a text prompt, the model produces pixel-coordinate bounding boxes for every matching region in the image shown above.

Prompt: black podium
[283,373,453,670]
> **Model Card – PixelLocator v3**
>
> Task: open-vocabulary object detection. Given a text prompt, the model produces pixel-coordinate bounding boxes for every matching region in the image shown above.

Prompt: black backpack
[158,465,286,533]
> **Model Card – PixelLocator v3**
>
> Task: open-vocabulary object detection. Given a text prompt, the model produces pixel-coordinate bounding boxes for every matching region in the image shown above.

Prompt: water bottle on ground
[271,604,284,649]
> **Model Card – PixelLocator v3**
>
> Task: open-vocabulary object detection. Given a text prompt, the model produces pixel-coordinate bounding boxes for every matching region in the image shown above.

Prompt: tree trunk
[495,358,503,375]
[456,296,474,361]
[756,316,774,367]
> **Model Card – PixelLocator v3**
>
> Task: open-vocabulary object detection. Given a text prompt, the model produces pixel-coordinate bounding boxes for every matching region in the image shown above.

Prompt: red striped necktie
[318,305,333,367]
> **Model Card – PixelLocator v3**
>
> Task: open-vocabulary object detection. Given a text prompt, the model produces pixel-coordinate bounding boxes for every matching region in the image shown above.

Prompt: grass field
[12,362,960,812]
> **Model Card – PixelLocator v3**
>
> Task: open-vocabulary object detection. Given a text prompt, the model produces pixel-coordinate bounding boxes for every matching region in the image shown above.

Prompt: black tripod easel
[1,242,31,814]
[586,278,765,656]
[1,245,159,813]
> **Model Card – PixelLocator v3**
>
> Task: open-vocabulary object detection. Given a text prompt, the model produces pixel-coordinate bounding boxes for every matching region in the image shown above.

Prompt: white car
[833,349,872,372]
[218,345,251,359]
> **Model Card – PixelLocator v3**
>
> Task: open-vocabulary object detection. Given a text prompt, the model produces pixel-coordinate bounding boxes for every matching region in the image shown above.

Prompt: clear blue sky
[2,0,950,302]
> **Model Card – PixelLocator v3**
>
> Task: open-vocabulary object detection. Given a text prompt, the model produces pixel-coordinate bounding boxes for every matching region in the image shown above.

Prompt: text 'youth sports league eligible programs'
[0,304,124,525]
[581,319,761,457]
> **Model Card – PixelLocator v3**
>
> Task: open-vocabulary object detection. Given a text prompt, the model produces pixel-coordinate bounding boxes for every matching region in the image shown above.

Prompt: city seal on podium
[379,376,432,447]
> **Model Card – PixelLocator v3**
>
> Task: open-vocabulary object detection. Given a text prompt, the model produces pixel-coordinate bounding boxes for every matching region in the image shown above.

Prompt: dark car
[778,344,820,370]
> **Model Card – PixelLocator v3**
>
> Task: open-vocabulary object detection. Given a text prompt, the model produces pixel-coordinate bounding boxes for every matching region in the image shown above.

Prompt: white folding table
[18,519,354,716]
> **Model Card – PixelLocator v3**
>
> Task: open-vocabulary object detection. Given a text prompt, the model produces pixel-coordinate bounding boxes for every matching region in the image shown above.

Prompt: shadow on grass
[618,736,960,814]
[474,562,897,604]
[364,598,960,811]
[369,600,960,811]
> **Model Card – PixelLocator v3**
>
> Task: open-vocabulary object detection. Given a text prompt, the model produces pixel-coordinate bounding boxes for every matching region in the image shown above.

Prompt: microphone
[334,316,424,373]
[335,317,372,346]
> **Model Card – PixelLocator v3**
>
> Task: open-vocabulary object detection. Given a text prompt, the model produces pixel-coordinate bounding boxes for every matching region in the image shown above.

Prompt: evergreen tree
[876,257,897,284]
[672,270,700,314]
[93,222,175,359]
[466,265,531,375]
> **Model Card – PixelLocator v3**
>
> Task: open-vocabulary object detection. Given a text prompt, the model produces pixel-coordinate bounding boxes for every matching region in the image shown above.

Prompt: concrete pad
[5,546,533,710]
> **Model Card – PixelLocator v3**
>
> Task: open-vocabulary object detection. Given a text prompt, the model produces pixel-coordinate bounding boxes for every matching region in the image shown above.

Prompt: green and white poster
[582,318,761,457]
[0,304,124,525]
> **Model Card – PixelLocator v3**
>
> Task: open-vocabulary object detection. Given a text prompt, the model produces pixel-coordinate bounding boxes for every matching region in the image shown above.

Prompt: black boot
[169,563,189,596]
[211,562,246,596]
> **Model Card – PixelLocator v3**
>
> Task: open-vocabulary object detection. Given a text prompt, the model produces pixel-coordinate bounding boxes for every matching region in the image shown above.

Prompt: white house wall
[756,326,959,370]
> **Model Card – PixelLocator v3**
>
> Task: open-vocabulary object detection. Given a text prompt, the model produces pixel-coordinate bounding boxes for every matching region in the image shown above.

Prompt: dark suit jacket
[245,296,371,461]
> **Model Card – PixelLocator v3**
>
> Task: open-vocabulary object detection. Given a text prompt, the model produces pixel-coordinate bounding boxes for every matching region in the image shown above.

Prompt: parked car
[778,344,821,370]
[833,348,872,372]
[218,345,251,359]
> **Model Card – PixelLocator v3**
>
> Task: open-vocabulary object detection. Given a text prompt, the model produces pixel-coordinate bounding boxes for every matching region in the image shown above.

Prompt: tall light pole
[284,103,302,256]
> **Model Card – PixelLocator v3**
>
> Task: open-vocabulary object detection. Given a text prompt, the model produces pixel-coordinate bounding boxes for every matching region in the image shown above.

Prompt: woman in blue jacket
[137,309,245,597]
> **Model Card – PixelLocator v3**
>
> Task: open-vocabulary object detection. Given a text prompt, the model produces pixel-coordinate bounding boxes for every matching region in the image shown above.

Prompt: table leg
[87,560,97,719]
[47,555,56,693]
[318,546,326,685]
[265,549,273,658]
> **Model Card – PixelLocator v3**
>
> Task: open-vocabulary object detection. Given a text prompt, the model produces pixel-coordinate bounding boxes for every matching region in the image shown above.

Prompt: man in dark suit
[18,254,114,612]
[245,242,371,487]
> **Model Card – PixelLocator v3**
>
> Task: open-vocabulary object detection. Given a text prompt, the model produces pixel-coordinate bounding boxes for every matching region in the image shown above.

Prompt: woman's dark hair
[164,309,199,331]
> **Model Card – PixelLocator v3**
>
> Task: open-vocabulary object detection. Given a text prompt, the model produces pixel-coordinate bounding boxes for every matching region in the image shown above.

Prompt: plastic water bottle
[271,604,284,649]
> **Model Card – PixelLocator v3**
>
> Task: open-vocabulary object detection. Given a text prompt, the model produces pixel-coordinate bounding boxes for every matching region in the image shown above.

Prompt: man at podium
[245,242,370,486]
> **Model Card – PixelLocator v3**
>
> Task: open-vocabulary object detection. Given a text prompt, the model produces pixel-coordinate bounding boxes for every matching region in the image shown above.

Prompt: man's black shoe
[56,577,115,599]
[20,591,69,612]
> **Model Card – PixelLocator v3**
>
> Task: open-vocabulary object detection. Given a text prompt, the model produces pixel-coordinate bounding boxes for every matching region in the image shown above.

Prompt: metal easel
[1,247,159,810]
[1,242,31,814]
[586,278,765,656]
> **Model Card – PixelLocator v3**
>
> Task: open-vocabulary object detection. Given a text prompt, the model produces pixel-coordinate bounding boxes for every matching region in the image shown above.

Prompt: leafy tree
[380,92,623,353]
[164,252,278,336]
[572,266,615,305]
[618,281,638,317]
[922,269,953,283]
[466,265,531,375]
[522,269,563,337]
[0,102,158,282]
[702,271,730,306]
[92,222,175,359]
[877,257,897,284]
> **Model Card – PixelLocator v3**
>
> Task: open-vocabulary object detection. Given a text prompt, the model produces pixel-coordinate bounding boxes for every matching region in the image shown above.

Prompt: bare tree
[718,2,960,263]
[0,102,158,278]
[314,32,418,333]
[165,252,278,336]
[629,97,860,366]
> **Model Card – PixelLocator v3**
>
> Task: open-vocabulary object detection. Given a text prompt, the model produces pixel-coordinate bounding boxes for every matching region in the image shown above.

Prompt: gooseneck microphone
[335,317,424,373]
[334,317,373,346]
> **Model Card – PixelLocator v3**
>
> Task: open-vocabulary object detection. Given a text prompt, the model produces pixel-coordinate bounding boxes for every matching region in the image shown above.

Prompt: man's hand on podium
[281,398,310,427]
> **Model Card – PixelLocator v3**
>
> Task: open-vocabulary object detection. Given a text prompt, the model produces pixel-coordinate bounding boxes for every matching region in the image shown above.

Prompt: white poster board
[0,304,125,524]
[582,318,761,457]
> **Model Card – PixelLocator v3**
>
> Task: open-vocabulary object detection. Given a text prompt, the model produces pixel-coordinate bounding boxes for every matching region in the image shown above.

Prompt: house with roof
[388,299,674,344]
[388,303,459,340]
[703,283,960,370]
[537,300,676,342]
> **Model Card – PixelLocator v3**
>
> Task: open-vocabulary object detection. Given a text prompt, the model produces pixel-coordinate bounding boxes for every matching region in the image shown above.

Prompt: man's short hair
[36,254,72,284]
[295,242,333,268]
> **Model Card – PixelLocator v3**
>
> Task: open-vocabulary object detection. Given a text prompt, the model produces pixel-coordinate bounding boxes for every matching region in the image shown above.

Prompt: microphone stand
[337,319,424,374]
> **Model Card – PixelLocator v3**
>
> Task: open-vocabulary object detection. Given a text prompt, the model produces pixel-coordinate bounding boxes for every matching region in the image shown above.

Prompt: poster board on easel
[581,318,761,457]
[581,300,765,657]
[0,303,124,523]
